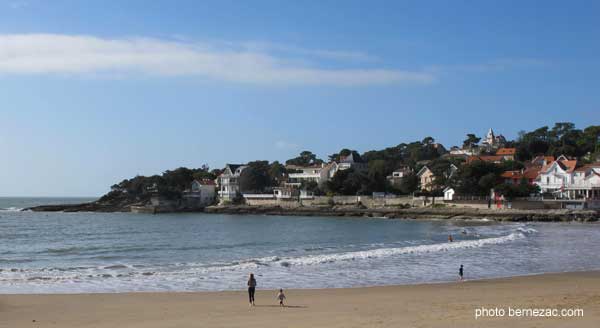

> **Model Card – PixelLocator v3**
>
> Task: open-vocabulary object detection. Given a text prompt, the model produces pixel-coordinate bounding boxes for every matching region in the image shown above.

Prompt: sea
[1,197,600,294]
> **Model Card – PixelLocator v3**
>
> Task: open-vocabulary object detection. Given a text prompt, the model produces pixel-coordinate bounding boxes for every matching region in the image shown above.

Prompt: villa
[217,164,248,201]
[535,155,578,195]
[285,162,338,187]
[183,179,216,206]
[417,164,457,192]
[481,128,507,152]
[568,163,600,199]
[337,153,367,171]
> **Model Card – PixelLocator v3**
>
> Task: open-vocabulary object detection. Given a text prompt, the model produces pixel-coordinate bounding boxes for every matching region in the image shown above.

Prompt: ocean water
[1,197,600,294]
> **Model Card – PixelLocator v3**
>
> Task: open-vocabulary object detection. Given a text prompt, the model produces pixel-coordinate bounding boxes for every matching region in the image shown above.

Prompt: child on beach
[459,264,464,281]
[276,289,286,307]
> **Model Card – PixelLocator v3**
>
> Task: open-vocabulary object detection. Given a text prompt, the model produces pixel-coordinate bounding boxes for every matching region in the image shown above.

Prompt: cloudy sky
[1,0,599,196]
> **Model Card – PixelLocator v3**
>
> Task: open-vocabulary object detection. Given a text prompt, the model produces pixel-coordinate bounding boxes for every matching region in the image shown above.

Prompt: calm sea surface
[2,197,600,294]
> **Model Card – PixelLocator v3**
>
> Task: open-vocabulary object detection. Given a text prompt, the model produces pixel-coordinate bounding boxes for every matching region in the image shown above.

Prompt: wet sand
[1,271,599,328]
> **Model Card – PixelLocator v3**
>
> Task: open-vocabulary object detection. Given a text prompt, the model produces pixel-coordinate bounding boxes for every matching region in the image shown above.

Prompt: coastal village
[33,123,595,216]
[121,124,600,214]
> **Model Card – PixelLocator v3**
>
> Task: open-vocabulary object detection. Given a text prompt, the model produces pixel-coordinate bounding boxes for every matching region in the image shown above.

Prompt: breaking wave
[272,232,527,267]
[0,207,23,212]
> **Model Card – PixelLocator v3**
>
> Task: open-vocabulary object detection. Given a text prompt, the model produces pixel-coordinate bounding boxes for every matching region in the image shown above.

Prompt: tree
[462,134,481,149]
[268,161,287,186]
[192,164,217,181]
[300,180,322,195]
[367,159,388,192]
[428,158,454,191]
[422,136,435,145]
[478,173,497,192]
[451,161,503,196]
[329,149,362,163]
[325,168,370,195]
[239,161,272,193]
[494,182,539,199]
[397,172,418,194]
[286,151,324,166]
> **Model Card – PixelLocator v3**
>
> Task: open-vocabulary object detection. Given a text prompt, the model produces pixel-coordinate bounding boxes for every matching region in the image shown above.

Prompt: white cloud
[0,34,435,86]
[426,58,548,74]
[238,41,377,62]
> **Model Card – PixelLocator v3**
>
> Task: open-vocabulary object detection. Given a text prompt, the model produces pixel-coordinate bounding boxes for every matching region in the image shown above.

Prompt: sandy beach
[1,271,599,328]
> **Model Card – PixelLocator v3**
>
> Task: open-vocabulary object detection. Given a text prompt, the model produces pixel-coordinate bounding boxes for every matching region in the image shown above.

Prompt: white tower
[485,128,495,145]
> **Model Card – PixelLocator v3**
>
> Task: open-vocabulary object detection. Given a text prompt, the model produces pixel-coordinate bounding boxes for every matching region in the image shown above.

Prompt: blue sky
[1,0,599,197]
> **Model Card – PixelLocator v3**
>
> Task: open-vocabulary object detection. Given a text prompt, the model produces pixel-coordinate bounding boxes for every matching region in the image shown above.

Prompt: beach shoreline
[2,271,599,327]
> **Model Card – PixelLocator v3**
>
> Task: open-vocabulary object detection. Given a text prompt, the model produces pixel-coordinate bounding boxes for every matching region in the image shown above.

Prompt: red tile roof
[466,155,504,164]
[196,179,216,185]
[574,163,600,172]
[523,167,541,179]
[496,148,516,156]
[540,158,578,173]
[500,170,521,179]
[501,167,540,182]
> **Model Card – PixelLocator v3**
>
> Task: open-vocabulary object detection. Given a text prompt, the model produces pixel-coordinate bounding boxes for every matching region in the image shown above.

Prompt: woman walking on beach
[247,273,257,306]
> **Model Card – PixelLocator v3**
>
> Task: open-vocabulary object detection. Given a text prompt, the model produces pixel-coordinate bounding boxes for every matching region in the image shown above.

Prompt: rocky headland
[25,200,599,222]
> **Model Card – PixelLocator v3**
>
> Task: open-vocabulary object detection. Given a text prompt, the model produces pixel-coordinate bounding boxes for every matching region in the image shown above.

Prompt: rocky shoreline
[24,202,130,213]
[24,202,600,222]
[204,205,600,222]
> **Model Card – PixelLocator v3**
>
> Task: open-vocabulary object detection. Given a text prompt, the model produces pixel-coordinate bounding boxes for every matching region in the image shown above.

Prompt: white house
[536,156,600,203]
[535,155,577,195]
[285,162,338,187]
[443,187,455,200]
[184,179,216,206]
[568,163,600,199]
[217,164,248,201]
[337,153,367,171]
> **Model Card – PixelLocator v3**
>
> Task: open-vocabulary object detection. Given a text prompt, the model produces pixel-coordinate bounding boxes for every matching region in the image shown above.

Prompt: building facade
[285,162,338,187]
[183,179,217,207]
[217,164,248,201]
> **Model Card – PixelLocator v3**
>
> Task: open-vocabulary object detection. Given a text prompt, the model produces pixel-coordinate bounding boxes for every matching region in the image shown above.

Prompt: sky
[1,0,599,197]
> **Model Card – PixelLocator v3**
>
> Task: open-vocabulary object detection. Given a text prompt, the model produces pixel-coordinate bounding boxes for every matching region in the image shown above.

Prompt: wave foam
[279,232,526,267]
[0,207,23,212]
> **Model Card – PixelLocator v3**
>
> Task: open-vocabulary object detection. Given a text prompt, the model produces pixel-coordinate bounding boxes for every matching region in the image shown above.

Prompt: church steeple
[486,128,495,145]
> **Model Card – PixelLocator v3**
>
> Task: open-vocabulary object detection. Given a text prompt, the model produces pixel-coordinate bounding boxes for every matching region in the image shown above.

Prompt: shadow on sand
[254,305,308,309]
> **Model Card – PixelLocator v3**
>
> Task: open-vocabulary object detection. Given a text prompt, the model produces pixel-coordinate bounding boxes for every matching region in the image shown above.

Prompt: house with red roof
[495,147,516,161]
[500,167,541,185]
[536,155,577,195]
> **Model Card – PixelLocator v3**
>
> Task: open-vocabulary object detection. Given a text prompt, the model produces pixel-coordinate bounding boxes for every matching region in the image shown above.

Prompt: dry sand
[1,271,599,328]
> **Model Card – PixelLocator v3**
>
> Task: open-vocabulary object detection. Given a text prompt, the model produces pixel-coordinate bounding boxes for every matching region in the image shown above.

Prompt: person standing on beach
[276,288,286,307]
[459,265,464,281]
[247,273,257,306]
